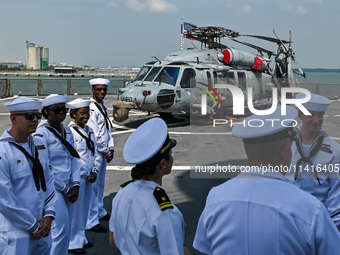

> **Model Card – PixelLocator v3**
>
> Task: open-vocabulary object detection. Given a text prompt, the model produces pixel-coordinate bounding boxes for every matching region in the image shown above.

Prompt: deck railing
[0,78,133,98]
[0,78,339,99]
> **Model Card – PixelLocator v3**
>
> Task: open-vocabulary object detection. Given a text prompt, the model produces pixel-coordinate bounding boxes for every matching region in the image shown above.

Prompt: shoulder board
[33,134,43,137]
[120,180,134,188]
[153,187,173,211]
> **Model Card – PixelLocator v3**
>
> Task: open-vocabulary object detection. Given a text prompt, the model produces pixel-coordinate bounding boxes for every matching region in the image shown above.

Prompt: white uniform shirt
[87,99,114,154]
[286,127,340,225]
[68,121,101,178]
[194,171,340,255]
[110,179,186,255]
[35,120,81,193]
[0,130,56,233]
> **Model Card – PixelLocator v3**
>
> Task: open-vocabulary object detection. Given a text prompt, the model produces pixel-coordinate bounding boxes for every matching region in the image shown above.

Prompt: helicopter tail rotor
[273,29,306,78]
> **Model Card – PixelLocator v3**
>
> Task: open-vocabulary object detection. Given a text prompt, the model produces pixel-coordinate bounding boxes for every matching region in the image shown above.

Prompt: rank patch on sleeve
[36,145,46,150]
[153,187,173,211]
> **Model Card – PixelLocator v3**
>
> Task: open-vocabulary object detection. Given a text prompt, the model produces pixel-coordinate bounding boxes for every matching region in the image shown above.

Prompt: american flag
[180,21,199,50]
[181,21,199,34]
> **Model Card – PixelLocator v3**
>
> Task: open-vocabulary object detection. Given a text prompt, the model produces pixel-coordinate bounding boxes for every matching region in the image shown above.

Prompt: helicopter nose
[157,89,176,109]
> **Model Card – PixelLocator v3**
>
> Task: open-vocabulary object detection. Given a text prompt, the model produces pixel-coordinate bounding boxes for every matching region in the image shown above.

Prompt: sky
[1,0,340,69]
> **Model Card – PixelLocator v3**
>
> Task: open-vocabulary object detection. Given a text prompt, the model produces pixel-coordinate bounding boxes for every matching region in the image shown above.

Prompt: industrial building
[26,41,49,70]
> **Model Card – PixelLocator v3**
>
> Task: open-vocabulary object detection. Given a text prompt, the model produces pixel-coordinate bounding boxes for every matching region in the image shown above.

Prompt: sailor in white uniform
[109,118,190,255]
[67,98,101,254]
[286,93,340,228]
[0,97,56,255]
[193,106,340,255]
[34,94,81,255]
[86,78,114,232]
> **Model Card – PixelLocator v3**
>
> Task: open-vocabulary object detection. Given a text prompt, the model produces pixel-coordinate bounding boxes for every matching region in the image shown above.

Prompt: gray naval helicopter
[113,25,306,122]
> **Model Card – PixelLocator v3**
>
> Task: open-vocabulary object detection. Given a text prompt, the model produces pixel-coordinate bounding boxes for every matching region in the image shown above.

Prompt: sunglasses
[14,112,42,120]
[94,87,107,92]
[48,107,69,114]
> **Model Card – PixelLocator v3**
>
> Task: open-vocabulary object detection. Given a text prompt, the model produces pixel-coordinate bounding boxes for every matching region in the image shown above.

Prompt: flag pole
[180,19,184,51]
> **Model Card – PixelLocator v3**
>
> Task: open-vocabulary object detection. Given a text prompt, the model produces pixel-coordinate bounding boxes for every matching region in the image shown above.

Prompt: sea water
[297,71,340,99]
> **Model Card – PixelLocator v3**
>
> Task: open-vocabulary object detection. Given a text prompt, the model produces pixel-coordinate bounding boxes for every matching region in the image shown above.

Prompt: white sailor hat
[296,93,331,112]
[89,78,110,87]
[4,97,42,112]
[232,106,298,144]
[67,98,91,109]
[123,118,177,164]
[41,94,69,107]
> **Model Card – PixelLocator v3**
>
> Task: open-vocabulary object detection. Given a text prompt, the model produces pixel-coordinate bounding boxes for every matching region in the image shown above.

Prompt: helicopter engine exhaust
[218,49,267,71]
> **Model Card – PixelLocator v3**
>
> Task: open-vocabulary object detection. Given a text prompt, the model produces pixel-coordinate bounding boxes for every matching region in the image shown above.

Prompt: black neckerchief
[72,126,95,156]
[9,141,46,192]
[94,102,113,130]
[45,126,80,158]
[294,133,324,185]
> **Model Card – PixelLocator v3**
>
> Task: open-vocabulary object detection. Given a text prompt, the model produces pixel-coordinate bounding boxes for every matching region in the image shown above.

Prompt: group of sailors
[0,77,340,255]
[0,78,113,254]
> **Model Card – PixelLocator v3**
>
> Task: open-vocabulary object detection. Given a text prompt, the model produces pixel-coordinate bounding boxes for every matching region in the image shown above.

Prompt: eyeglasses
[48,107,69,114]
[14,112,42,120]
[94,88,107,92]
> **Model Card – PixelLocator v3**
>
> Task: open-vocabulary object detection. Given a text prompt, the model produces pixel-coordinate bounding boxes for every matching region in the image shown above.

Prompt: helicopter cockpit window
[144,67,161,82]
[134,66,152,81]
[154,67,180,86]
[180,68,196,88]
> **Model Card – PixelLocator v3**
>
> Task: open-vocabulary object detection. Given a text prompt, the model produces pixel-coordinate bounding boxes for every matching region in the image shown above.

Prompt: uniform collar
[237,169,286,180]
[90,98,104,106]
[69,121,89,134]
[137,179,162,189]
[38,120,65,133]
[295,126,327,146]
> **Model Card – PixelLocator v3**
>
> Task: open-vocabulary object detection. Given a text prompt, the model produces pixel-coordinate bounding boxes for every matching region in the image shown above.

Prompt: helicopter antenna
[191,42,197,49]
[152,56,161,64]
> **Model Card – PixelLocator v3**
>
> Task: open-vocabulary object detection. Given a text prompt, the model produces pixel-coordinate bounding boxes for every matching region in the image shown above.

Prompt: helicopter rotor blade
[293,58,306,78]
[230,38,274,56]
[241,34,290,44]
[272,29,289,52]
